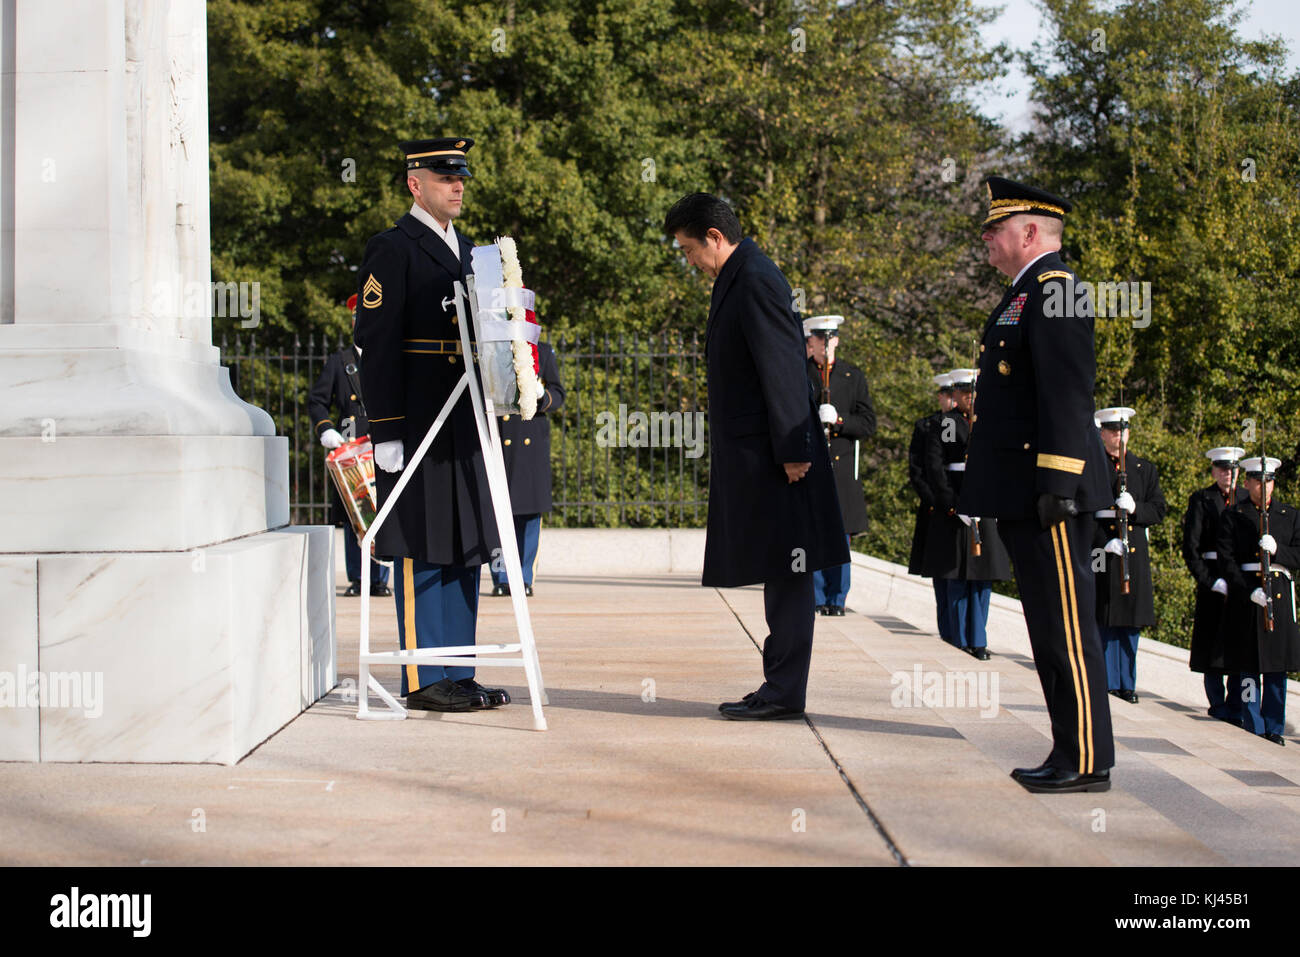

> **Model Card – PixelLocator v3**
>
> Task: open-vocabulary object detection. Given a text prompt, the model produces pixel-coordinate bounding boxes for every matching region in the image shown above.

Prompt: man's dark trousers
[1001,513,1115,774]
[759,572,816,710]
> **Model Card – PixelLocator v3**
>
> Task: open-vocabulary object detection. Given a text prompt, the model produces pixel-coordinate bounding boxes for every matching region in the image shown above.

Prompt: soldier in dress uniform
[353,136,509,713]
[308,294,392,598]
[803,315,877,616]
[1216,456,1299,745]
[489,341,565,598]
[909,373,956,642]
[921,368,1012,659]
[1182,445,1248,721]
[1091,408,1167,704]
[959,176,1114,793]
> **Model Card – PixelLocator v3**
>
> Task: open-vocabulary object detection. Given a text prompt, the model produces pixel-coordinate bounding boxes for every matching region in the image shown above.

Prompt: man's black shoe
[1016,768,1111,793]
[344,581,361,597]
[405,678,487,713]
[491,584,508,597]
[1116,689,1138,704]
[525,584,533,597]
[816,605,828,616]
[1010,761,1054,781]
[718,690,759,712]
[458,678,510,708]
[969,646,992,660]
[829,606,845,617]
[370,583,392,597]
[1264,732,1286,746]
[719,697,805,721]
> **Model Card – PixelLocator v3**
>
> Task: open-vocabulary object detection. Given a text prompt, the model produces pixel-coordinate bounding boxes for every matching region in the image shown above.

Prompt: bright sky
[973,0,1300,131]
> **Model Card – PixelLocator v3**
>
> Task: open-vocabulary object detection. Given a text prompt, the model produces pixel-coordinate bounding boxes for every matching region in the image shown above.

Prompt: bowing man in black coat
[803,314,876,615]
[958,177,1114,793]
[1091,408,1167,704]
[353,137,506,714]
[489,342,565,597]
[1182,446,1249,721]
[664,193,847,721]
[307,295,391,597]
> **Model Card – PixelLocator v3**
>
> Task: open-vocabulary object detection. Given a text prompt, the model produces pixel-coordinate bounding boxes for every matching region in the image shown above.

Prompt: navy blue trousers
[489,514,541,588]
[1238,672,1287,737]
[933,579,954,643]
[393,559,480,695]
[943,580,992,649]
[813,535,852,608]
[344,528,389,586]
[1100,625,1140,692]
[1205,670,1240,721]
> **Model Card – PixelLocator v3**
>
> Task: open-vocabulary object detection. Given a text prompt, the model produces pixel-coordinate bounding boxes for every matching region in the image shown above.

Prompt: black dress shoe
[816,605,828,616]
[370,583,392,597]
[969,646,991,660]
[405,678,488,712]
[719,697,805,721]
[458,678,510,708]
[1010,761,1054,781]
[1016,767,1111,793]
[718,690,759,712]
[491,584,508,597]
[525,584,533,597]
[829,606,845,616]
[344,581,361,597]
[1117,689,1138,704]
[1264,732,1286,746]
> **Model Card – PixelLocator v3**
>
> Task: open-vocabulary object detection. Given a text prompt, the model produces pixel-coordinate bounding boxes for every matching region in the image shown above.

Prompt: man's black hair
[663,192,743,244]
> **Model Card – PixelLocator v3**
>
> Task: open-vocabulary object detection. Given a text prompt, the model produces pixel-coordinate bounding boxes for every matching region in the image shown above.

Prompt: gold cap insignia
[455,140,466,149]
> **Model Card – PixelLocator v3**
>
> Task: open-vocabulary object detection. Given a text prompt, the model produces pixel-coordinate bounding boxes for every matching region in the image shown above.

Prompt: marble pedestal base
[0,526,335,764]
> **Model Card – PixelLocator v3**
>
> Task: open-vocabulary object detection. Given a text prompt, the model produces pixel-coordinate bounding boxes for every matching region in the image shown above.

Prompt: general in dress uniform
[489,341,565,597]
[920,368,1011,658]
[1091,408,1167,703]
[803,315,876,616]
[308,293,391,597]
[664,192,847,721]
[958,176,1114,793]
[1182,446,1249,721]
[1216,456,1299,745]
[908,373,956,642]
[353,137,508,713]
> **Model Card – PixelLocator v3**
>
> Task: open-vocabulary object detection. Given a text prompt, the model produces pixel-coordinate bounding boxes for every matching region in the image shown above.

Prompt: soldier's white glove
[374,439,405,473]
[818,404,838,426]
[1114,491,1136,513]
[1259,534,1277,555]
[1211,578,1228,596]
[1250,587,1269,608]
[1104,538,1126,556]
[319,428,344,450]
[957,514,973,526]
[535,379,546,400]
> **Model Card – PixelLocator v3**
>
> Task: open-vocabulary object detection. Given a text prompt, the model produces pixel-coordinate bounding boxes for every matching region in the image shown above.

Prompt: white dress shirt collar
[1012,250,1054,288]
[410,203,459,261]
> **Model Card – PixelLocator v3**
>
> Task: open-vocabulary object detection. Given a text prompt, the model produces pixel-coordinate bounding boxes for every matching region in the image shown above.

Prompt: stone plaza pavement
[3,554,1300,866]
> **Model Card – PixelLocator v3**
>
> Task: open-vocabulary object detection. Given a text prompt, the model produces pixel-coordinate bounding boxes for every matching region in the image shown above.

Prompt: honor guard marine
[909,373,956,642]
[1182,445,1249,721]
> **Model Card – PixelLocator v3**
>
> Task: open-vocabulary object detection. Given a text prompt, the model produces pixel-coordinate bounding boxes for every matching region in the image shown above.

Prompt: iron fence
[218,331,710,528]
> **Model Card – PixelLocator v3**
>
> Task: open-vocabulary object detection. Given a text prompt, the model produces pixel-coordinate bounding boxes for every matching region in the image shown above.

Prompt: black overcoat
[1216,498,1300,674]
[1183,483,1249,672]
[805,357,875,535]
[1092,452,1167,628]
[921,411,1012,581]
[702,239,848,587]
[498,342,565,515]
[353,213,499,566]
[907,412,940,575]
[959,251,1110,519]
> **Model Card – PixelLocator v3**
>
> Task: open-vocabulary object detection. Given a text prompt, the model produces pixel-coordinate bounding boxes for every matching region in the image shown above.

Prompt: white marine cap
[1094,406,1136,429]
[947,368,978,388]
[802,314,844,337]
[1241,457,1281,478]
[932,372,953,390]
[1205,446,1246,466]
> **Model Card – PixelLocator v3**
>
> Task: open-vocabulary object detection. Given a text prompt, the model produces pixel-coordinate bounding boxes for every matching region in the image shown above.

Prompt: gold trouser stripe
[402,559,419,693]
[1051,522,1093,774]
[530,518,541,581]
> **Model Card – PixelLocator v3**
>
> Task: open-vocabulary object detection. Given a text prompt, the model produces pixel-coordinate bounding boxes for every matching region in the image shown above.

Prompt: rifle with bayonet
[1259,444,1275,632]
[1117,425,1132,594]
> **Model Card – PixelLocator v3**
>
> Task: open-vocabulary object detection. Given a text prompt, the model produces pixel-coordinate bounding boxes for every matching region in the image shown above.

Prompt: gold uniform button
[1023,442,1030,450]
[834,455,840,461]
[979,344,985,353]
[350,394,357,401]
[504,439,512,446]
[451,317,458,324]
[502,415,510,422]
[998,360,1010,375]
[971,414,977,423]
[524,438,531,446]
[448,356,457,364]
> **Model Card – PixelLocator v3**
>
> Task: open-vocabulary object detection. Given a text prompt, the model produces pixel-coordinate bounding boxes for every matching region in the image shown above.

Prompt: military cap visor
[1241,456,1281,479]
[1206,446,1246,468]
[983,176,1072,228]
[402,137,474,177]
